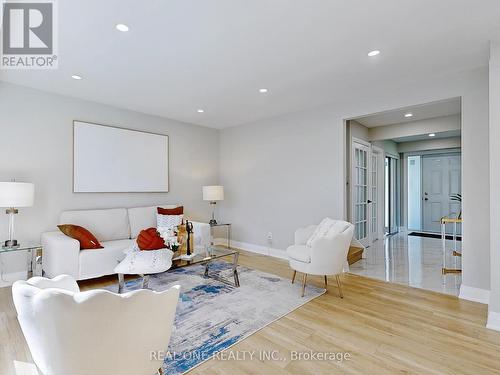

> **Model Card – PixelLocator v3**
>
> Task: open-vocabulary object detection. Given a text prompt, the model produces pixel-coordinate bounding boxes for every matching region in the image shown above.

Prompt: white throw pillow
[156,213,183,231]
[115,243,174,275]
[326,221,350,238]
[306,217,337,247]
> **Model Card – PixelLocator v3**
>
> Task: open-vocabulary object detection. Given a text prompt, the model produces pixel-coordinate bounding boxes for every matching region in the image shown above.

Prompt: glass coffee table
[0,243,42,278]
[117,246,239,293]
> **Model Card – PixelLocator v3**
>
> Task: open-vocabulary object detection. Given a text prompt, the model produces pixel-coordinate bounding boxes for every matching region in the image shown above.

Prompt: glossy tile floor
[350,231,462,296]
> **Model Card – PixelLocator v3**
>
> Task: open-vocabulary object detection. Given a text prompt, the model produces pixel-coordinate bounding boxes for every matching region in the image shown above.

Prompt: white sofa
[12,274,180,375]
[41,205,211,280]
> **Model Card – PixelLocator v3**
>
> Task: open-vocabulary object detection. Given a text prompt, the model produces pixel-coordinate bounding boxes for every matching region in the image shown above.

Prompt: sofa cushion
[79,239,134,280]
[286,245,311,263]
[128,204,178,239]
[60,208,130,242]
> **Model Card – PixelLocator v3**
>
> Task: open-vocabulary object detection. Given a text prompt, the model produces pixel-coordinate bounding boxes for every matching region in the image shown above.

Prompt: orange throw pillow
[137,227,166,250]
[57,224,103,250]
[157,206,184,215]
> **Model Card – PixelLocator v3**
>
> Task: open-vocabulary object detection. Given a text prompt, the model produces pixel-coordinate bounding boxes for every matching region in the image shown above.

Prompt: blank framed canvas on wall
[73,121,169,192]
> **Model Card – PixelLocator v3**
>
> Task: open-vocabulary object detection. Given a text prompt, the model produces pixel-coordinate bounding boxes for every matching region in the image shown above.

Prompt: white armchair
[12,275,180,375]
[286,220,354,297]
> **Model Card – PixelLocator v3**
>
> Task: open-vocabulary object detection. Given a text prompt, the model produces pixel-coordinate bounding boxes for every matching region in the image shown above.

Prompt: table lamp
[202,185,224,225]
[0,182,35,248]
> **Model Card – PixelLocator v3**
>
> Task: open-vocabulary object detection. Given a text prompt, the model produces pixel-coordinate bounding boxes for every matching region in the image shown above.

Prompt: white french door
[352,140,370,246]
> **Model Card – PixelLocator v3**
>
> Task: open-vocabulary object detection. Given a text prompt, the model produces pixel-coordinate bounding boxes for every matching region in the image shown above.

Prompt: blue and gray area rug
[111,262,325,374]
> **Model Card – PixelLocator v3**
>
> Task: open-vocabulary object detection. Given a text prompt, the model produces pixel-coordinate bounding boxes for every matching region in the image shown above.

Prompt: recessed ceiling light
[197,109,204,113]
[116,24,129,32]
[71,75,83,80]
[259,88,269,93]
[368,50,380,57]
[429,133,436,137]
[404,113,413,118]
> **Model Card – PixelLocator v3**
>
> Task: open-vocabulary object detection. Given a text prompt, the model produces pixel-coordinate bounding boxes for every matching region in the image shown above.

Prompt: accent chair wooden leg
[324,275,328,287]
[291,270,297,284]
[336,274,343,299]
[301,273,307,297]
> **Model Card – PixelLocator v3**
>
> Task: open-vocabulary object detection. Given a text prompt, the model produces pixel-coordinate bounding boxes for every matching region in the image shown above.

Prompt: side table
[0,243,43,278]
[210,223,231,249]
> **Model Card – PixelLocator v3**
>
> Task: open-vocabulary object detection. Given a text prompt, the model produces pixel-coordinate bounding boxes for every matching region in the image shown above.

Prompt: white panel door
[422,154,461,232]
[352,141,370,246]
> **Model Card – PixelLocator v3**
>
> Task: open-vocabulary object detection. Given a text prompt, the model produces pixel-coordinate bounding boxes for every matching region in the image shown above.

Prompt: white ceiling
[0,1,499,129]
[355,98,461,128]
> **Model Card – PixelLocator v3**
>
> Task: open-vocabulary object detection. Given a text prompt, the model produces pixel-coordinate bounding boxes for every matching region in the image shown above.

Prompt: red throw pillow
[157,206,184,215]
[137,227,166,250]
[57,224,103,250]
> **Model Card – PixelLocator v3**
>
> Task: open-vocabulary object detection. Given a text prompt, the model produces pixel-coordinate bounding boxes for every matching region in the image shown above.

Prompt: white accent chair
[12,275,180,375]
[286,220,354,297]
[41,205,211,280]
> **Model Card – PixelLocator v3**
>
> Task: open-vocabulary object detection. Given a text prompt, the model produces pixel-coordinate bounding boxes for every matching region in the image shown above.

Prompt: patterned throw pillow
[157,213,183,231]
[57,224,103,250]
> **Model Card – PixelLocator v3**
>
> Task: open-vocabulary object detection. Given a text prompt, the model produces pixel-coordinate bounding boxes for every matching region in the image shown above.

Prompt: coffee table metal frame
[118,246,239,293]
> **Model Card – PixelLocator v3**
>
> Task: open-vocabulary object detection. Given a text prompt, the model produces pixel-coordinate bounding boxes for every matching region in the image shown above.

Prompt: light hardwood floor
[2,250,500,374]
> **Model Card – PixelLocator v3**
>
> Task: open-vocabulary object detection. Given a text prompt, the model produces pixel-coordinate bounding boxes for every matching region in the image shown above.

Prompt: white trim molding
[0,270,27,288]
[459,284,490,304]
[487,311,500,331]
[213,238,287,259]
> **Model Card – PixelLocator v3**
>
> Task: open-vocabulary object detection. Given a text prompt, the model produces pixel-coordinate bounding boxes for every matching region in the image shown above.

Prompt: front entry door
[422,154,461,232]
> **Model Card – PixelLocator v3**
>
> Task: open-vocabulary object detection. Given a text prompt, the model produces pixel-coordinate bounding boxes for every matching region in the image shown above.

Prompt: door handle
[367,200,372,204]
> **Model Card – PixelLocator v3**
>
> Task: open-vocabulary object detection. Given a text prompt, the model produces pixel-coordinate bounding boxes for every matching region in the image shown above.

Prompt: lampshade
[0,182,35,207]
[203,185,224,201]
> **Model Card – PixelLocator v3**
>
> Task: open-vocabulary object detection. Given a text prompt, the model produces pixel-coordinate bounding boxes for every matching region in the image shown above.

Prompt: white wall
[397,137,461,153]
[0,82,219,279]
[349,120,370,141]
[220,66,490,295]
[372,140,399,156]
[369,114,461,141]
[488,41,500,329]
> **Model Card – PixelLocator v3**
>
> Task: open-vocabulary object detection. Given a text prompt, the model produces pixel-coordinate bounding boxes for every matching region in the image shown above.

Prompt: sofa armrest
[295,225,317,245]
[41,231,80,279]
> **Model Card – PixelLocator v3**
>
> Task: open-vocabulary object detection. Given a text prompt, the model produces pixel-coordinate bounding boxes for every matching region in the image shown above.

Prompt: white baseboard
[213,238,287,260]
[0,270,27,288]
[459,284,490,304]
[487,311,500,331]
